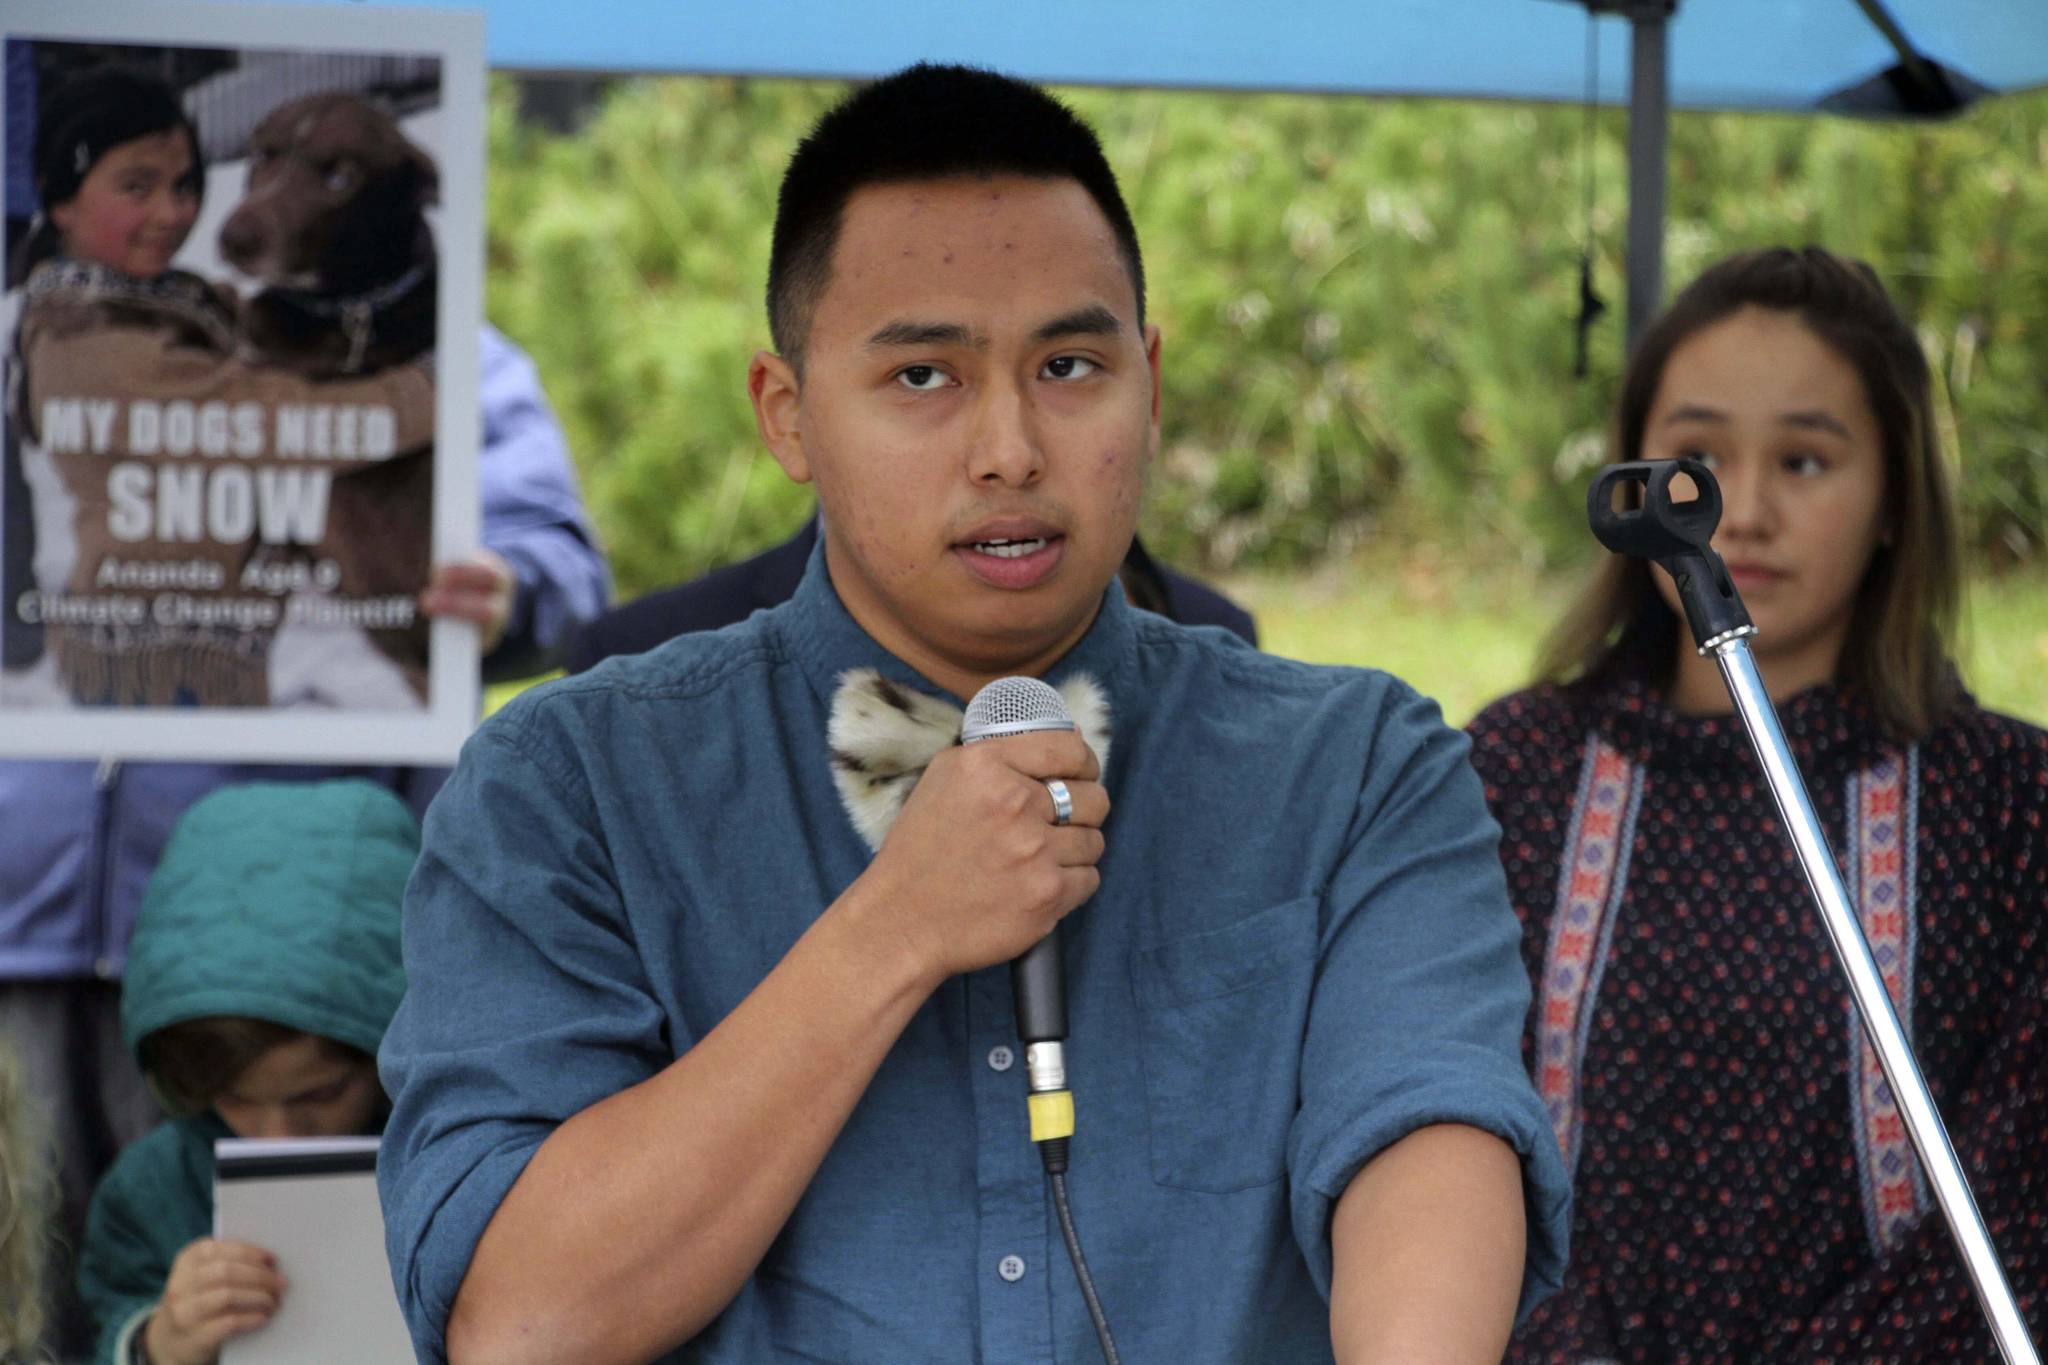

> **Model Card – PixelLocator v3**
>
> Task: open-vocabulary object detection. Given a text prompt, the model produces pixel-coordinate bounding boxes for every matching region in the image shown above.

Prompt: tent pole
[1623,0,1672,349]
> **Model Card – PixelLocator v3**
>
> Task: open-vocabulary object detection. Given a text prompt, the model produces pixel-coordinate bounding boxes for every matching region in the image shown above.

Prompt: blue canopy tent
[235,0,2048,346]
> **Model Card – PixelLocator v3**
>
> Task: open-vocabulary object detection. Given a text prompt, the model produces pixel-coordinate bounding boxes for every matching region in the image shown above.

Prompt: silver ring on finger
[1043,778,1073,827]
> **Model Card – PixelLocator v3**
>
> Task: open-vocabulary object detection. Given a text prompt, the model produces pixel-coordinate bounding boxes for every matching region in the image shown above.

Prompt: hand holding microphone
[959,678,1084,1055]
[956,677,1089,1171]
[856,676,1101,1160]
[859,682,1107,988]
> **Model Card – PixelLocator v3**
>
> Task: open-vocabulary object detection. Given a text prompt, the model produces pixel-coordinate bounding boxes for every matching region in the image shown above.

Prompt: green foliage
[486,78,842,594]
[485,76,2048,597]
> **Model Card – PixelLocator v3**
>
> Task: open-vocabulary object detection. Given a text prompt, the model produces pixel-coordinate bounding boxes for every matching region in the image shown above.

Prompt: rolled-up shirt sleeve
[376,710,662,1361]
[1285,682,1571,1323]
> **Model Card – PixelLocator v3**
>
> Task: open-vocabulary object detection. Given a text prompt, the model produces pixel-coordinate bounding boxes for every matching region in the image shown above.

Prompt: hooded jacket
[75,779,414,1365]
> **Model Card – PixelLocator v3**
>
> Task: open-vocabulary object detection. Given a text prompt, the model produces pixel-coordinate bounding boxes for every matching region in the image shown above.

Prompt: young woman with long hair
[1470,246,2046,1360]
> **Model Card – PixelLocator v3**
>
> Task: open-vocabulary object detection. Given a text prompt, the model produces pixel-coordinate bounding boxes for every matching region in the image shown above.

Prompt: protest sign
[1,0,482,761]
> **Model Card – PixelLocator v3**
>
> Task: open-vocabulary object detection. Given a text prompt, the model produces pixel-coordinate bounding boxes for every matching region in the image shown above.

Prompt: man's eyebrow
[1032,305,1124,343]
[865,320,984,350]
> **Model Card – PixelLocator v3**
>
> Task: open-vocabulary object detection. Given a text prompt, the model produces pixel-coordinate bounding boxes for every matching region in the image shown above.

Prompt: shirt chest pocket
[1129,895,1318,1193]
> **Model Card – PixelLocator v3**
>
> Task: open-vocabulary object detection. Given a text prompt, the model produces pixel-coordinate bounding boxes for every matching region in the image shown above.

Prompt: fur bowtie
[828,668,1112,851]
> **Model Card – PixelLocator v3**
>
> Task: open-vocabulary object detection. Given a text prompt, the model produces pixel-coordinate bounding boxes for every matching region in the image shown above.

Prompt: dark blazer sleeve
[1160,568,1259,647]
[564,520,816,674]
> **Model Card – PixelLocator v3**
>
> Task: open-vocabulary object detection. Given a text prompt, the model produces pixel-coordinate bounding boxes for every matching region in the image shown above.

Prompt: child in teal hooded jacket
[76,779,415,1365]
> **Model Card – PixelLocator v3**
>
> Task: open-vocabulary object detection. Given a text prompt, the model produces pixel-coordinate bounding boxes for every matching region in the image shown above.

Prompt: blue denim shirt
[378,546,1570,1362]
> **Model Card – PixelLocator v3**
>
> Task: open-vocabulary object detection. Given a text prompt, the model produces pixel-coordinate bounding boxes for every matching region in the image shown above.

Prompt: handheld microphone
[962,675,1121,1365]
[960,676,1073,1057]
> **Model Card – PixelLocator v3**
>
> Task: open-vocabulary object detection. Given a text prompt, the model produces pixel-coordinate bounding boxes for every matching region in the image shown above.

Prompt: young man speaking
[379,65,1568,1364]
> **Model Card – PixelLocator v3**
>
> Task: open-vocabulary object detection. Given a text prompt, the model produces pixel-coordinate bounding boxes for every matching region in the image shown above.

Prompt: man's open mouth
[968,537,1052,559]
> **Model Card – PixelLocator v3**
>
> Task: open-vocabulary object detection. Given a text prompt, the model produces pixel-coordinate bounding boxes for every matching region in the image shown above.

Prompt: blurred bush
[486,76,2048,598]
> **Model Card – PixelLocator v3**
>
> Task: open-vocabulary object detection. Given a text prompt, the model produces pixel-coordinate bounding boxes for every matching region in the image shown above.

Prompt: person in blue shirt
[379,64,1568,1364]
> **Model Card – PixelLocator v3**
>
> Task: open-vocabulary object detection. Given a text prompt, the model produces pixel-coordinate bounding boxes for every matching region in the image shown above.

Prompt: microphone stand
[1587,459,2040,1364]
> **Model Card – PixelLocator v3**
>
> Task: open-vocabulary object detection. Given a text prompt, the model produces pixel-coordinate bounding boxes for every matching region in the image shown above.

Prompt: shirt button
[987,1046,1015,1072]
[998,1254,1026,1283]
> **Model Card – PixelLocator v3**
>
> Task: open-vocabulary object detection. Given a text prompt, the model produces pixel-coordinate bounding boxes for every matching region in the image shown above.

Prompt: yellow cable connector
[1028,1089,1075,1142]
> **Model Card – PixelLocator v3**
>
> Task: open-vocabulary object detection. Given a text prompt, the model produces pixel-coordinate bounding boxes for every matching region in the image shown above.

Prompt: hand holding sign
[419,549,514,655]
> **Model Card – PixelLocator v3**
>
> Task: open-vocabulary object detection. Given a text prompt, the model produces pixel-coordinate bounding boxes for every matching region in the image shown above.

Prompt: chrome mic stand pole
[1588,459,2040,1365]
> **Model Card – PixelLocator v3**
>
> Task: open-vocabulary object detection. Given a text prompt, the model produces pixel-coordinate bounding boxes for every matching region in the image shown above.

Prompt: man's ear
[749,350,811,484]
[1143,323,1163,438]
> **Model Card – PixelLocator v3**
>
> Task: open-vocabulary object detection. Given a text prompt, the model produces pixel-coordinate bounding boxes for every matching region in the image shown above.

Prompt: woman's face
[49,127,199,277]
[1642,306,1889,689]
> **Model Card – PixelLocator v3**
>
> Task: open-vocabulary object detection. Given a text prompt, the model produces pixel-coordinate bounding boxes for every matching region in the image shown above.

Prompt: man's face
[752,175,1160,699]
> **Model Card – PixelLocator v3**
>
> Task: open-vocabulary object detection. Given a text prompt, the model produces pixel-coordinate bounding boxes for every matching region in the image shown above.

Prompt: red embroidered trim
[1851,747,1926,1254]
[1537,738,1637,1172]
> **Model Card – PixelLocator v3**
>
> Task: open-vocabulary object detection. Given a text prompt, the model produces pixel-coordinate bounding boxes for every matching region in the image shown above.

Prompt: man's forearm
[445,883,942,1365]
[1329,1123,1526,1365]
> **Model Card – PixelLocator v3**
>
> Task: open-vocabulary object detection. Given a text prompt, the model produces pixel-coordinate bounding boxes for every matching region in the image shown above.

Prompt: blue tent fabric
[217,0,2048,111]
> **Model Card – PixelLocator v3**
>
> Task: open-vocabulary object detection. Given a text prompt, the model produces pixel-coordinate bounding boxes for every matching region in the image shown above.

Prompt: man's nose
[966,381,1045,488]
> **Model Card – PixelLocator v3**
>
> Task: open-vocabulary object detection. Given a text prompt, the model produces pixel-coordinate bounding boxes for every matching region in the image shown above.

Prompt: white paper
[213,1135,412,1365]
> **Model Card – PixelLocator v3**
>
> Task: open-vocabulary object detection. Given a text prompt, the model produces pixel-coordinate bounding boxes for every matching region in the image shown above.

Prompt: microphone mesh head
[961,676,1074,743]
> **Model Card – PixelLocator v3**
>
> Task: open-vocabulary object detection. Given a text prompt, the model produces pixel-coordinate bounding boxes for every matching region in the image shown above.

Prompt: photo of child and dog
[2,38,453,724]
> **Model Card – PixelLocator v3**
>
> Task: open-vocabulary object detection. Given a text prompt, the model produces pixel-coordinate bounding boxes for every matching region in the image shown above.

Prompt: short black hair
[767,64,1144,372]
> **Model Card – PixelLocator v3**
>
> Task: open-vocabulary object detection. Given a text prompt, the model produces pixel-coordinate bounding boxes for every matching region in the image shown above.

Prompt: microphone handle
[1012,928,1067,1043]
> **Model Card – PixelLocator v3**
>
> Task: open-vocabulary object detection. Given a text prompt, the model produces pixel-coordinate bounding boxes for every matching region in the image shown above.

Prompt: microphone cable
[1028,1061,1118,1361]
[1035,1122,1120,1365]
